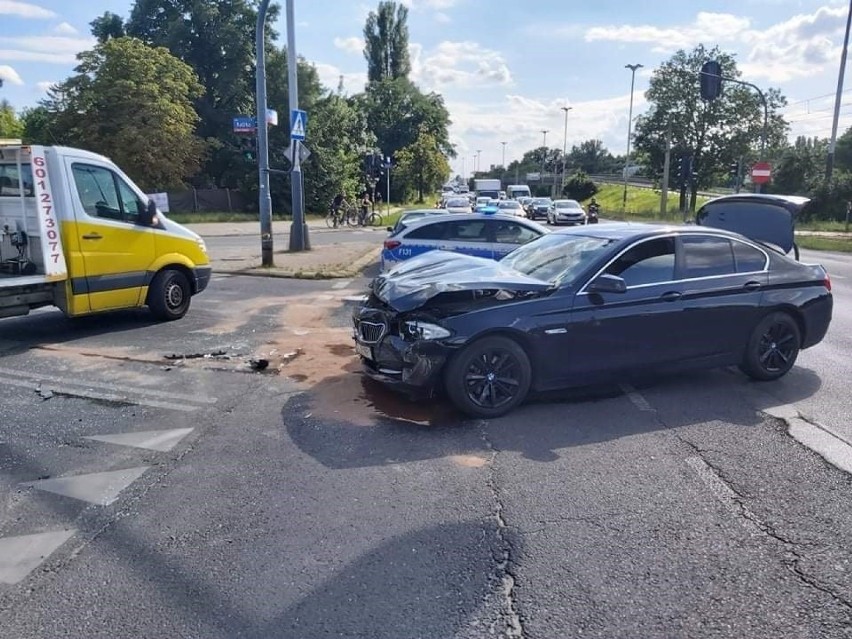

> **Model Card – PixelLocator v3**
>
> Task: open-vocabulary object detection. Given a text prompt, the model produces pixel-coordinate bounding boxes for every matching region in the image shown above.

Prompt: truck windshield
[0,164,34,197]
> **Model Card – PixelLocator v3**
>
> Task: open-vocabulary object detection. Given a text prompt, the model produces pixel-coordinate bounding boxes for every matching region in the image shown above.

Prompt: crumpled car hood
[371,250,553,312]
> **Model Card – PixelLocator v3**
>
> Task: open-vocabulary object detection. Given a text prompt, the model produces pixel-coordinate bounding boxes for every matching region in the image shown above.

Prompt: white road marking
[685,456,763,538]
[332,279,352,289]
[787,418,852,475]
[0,374,200,412]
[22,467,150,506]
[0,530,76,585]
[619,383,655,412]
[0,366,217,405]
[84,428,194,452]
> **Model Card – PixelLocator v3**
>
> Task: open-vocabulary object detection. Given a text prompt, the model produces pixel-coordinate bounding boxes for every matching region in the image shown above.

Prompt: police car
[381,213,548,271]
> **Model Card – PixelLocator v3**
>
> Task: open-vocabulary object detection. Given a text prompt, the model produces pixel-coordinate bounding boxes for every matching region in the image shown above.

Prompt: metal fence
[165,188,251,213]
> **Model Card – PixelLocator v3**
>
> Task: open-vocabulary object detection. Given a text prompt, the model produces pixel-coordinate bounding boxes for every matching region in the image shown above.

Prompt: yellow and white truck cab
[0,143,211,321]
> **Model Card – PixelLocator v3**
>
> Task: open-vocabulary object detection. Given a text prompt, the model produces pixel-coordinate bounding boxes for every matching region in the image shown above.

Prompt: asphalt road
[0,250,851,638]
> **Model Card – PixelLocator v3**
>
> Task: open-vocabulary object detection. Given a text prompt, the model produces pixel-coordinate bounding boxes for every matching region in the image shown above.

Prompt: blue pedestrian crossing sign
[290,109,307,140]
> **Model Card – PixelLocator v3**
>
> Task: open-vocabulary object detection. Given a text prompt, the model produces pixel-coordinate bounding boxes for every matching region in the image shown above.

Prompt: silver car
[547,199,587,226]
[444,197,472,214]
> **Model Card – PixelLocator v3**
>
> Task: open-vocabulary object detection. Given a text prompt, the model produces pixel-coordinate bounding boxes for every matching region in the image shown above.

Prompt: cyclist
[330,192,348,228]
[359,192,372,225]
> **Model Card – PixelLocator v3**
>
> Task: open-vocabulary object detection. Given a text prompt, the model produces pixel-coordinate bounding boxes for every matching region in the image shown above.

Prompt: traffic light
[700,60,723,101]
[241,137,257,162]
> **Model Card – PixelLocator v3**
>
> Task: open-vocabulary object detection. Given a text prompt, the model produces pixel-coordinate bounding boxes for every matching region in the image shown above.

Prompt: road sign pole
[386,158,391,218]
[255,0,274,266]
[287,0,310,252]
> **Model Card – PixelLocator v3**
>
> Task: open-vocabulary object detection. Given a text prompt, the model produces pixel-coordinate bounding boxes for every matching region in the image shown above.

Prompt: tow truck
[0,142,211,320]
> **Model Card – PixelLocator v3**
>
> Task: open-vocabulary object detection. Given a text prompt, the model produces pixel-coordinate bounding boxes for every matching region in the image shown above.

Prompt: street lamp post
[827,0,852,181]
[540,130,548,193]
[475,149,482,174]
[560,106,572,197]
[622,63,643,213]
[501,141,507,168]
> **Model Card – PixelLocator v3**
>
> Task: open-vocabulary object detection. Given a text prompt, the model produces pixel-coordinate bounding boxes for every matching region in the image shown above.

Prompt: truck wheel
[148,269,191,321]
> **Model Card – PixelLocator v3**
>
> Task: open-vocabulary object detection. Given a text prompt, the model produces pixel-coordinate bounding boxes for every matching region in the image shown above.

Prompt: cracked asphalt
[0,246,851,638]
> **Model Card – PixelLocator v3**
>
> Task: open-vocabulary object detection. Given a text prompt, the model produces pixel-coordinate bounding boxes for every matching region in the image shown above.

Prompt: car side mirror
[587,273,627,294]
[386,226,393,232]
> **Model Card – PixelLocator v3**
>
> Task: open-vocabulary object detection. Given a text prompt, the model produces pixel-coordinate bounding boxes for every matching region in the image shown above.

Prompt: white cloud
[0,65,24,86]
[582,6,848,82]
[0,34,95,64]
[447,90,645,173]
[401,0,458,8]
[35,80,56,93]
[410,41,512,89]
[0,0,55,19]
[312,62,367,95]
[435,12,451,24]
[334,36,364,55]
[53,21,78,35]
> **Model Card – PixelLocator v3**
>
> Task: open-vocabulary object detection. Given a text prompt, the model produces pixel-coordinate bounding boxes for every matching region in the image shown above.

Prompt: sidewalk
[210,240,380,279]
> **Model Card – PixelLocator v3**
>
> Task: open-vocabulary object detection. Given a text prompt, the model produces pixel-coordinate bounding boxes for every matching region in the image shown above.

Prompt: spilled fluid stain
[448,454,490,468]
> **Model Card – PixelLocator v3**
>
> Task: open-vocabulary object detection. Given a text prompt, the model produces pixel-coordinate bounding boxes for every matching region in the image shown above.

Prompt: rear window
[681,235,736,278]
[732,240,767,272]
[0,163,34,197]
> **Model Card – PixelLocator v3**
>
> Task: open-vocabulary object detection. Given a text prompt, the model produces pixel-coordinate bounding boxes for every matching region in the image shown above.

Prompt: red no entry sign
[752,161,772,184]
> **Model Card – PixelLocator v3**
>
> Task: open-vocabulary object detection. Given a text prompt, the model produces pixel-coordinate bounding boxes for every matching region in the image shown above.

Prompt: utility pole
[540,129,548,193]
[501,141,507,168]
[623,63,643,214]
[255,0,274,266]
[560,106,572,198]
[660,124,671,218]
[827,0,852,182]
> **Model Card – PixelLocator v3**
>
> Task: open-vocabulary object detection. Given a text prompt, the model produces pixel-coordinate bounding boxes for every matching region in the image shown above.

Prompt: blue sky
[1,0,851,177]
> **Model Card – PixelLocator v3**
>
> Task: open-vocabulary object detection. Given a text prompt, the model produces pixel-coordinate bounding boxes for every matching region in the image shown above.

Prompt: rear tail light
[384,239,401,250]
[824,273,832,292]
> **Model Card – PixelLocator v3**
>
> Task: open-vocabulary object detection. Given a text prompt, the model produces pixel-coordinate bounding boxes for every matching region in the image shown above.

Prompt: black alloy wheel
[446,336,532,418]
[740,312,801,381]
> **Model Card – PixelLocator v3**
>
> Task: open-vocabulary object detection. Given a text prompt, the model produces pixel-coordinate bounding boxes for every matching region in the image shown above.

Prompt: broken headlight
[403,321,451,341]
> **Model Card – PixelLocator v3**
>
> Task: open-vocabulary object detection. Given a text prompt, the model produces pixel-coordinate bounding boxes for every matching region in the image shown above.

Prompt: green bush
[802,171,852,222]
[562,172,598,201]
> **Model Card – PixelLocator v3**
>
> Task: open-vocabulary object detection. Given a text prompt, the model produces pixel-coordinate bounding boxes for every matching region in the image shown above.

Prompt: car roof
[401,212,540,228]
[549,222,761,243]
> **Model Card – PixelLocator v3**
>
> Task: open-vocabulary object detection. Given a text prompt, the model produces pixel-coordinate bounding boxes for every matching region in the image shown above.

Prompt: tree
[394,129,450,202]
[358,77,453,158]
[633,44,787,204]
[90,12,126,43]
[19,106,60,144]
[568,139,614,174]
[363,1,411,83]
[0,100,24,138]
[44,37,206,190]
[772,136,826,195]
[125,0,270,187]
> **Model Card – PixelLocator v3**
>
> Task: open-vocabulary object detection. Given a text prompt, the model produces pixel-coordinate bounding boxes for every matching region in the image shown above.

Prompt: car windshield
[498,201,520,208]
[501,233,616,284]
[532,198,551,205]
[446,199,468,207]
[555,200,582,209]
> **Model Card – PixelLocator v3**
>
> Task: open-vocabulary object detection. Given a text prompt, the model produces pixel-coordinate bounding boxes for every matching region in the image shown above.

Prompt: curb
[213,246,381,280]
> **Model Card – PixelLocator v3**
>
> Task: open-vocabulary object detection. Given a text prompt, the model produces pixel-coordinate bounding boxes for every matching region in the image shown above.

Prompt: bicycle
[325,207,345,228]
[346,207,384,228]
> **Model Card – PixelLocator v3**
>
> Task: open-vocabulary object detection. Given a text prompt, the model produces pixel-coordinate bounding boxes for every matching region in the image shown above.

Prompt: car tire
[739,311,801,381]
[147,268,192,321]
[445,335,532,418]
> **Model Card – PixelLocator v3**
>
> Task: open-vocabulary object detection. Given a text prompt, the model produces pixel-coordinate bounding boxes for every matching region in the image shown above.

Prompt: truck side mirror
[139,200,158,226]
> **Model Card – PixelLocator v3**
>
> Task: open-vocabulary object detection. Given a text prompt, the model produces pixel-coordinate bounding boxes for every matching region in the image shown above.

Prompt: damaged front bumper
[358,334,452,396]
[353,306,454,396]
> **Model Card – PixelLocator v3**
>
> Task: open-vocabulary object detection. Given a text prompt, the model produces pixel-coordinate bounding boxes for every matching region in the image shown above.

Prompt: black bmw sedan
[352,223,833,418]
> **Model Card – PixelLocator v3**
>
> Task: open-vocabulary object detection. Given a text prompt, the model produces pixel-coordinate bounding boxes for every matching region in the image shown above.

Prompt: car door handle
[743,280,762,291]
[82,233,103,240]
[660,291,682,302]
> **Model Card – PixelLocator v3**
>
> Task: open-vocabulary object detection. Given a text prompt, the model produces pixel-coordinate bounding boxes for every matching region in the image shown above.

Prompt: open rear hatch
[695,193,808,255]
